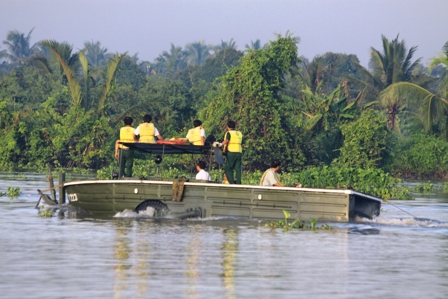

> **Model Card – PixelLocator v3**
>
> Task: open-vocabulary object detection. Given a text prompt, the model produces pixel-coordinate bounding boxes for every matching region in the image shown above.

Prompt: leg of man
[234,153,242,184]
[225,152,236,184]
[124,150,134,177]
[119,149,126,177]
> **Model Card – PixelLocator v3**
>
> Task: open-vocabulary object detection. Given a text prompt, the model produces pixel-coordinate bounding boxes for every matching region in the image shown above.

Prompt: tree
[214,39,237,52]
[245,39,264,50]
[160,43,187,76]
[300,55,329,93]
[83,40,109,67]
[430,41,448,98]
[369,34,422,129]
[379,42,448,137]
[185,41,211,66]
[200,34,304,170]
[40,40,81,106]
[0,28,37,65]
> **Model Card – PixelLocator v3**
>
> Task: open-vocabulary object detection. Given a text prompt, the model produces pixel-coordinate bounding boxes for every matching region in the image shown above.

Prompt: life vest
[224,130,242,153]
[188,127,203,145]
[139,123,155,143]
[119,126,135,149]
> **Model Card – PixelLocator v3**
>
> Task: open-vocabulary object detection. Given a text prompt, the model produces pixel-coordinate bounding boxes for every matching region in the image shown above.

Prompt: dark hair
[197,161,206,170]
[227,120,236,129]
[193,119,202,127]
[143,114,152,123]
[270,159,281,168]
[124,116,133,125]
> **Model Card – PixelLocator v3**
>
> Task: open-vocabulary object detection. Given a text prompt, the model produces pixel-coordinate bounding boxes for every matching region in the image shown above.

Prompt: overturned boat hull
[64,179,381,222]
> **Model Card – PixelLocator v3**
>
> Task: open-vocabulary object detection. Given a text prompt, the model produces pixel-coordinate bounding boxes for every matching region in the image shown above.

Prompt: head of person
[143,114,152,123]
[193,119,202,127]
[124,116,133,126]
[227,120,236,130]
[196,160,206,170]
[270,159,281,170]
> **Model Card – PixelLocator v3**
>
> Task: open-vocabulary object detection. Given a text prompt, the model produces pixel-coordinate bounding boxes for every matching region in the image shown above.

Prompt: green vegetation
[7,187,20,198]
[1,29,448,200]
[264,210,332,231]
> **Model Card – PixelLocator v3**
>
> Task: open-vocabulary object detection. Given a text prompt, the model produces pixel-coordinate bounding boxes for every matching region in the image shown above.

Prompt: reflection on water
[222,228,237,299]
[1,172,448,298]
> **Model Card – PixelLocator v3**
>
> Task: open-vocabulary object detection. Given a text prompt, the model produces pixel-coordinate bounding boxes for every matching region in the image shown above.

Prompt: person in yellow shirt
[133,114,163,143]
[186,120,206,145]
[220,120,243,184]
[115,116,135,177]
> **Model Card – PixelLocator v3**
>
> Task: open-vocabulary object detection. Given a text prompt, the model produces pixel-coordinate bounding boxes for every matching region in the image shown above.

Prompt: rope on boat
[382,200,419,219]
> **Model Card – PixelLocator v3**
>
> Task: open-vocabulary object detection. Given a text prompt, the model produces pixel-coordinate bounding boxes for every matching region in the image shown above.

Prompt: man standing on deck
[218,120,243,184]
[133,114,163,143]
[115,116,135,177]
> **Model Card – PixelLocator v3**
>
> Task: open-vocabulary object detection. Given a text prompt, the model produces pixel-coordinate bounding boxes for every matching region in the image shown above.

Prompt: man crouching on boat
[195,161,211,181]
[260,160,284,187]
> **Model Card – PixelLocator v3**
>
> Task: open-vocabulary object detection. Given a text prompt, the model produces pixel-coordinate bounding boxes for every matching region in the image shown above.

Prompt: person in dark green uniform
[115,116,135,177]
[221,120,243,184]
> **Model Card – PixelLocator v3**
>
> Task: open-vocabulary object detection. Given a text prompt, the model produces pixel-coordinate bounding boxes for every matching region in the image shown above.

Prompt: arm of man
[263,171,284,187]
[221,132,230,146]
[155,128,163,141]
[115,140,120,159]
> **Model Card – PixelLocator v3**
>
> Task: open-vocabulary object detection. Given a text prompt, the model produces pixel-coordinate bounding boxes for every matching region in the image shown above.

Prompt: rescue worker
[133,114,163,143]
[115,116,135,177]
[186,119,206,145]
[219,120,243,184]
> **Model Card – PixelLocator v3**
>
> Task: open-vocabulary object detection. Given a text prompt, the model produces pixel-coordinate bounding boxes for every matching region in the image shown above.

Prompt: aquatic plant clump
[264,210,333,231]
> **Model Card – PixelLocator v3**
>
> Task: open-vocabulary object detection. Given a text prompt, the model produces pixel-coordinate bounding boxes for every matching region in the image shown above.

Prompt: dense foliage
[1,30,448,199]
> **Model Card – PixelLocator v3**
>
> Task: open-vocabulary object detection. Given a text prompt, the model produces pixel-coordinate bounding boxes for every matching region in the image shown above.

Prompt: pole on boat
[58,172,66,204]
[47,165,57,202]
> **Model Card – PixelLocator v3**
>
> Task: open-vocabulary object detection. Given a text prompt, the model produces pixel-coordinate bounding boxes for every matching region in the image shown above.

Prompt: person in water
[195,161,211,181]
[133,114,163,143]
[260,159,284,187]
[115,116,135,177]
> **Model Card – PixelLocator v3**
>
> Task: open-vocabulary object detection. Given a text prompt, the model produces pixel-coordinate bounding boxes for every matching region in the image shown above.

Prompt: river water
[1,172,448,299]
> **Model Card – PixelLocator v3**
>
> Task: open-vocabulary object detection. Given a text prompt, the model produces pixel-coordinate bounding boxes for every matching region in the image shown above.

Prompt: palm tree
[41,40,81,105]
[185,41,211,66]
[430,41,448,98]
[245,39,263,50]
[300,55,329,93]
[214,39,237,52]
[379,42,448,136]
[161,43,187,75]
[370,34,421,86]
[83,41,109,67]
[0,28,37,65]
[369,34,421,129]
[41,39,125,113]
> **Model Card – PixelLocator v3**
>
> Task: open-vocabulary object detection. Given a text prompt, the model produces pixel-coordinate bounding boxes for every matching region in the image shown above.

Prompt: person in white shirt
[260,159,284,187]
[196,161,211,181]
[133,114,163,143]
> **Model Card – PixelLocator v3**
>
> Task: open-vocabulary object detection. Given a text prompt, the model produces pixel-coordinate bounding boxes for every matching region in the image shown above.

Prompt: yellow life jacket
[119,126,135,149]
[139,123,155,143]
[224,130,242,153]
[188,127,203,145]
